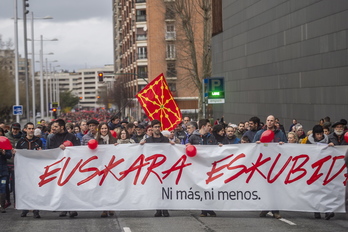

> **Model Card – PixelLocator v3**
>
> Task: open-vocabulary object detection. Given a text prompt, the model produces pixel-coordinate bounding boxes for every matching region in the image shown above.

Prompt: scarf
[101,134,110,144]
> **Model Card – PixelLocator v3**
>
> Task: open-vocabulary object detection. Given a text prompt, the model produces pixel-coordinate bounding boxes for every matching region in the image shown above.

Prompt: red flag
[136,73,182,131]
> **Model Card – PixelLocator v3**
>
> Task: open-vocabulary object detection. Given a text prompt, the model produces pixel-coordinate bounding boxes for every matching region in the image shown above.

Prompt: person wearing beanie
[306,124,333,220]
[306,125,329,144]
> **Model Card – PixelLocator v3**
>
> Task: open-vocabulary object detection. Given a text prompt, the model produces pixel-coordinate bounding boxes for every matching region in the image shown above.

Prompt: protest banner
[15,143,347,212]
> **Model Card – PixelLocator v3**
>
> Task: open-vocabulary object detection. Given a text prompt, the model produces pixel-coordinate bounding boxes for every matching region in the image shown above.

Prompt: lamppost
[45,59,58,117]
[13,0,20,122]
[38,36,58,118]
[29,12,53,121]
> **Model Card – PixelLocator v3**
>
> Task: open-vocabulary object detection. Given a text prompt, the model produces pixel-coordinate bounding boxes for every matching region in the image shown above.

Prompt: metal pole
[45,58,49,117]
[30,12,36,122]
[14,0,20,123]
[23,0,30,122]
[40,35,44,118]
[49,63,52,105]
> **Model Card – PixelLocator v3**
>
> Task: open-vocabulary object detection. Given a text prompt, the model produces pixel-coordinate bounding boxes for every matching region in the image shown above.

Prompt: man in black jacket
[47,119,80,217]
[15,122,42,218]
[187,119,218,217]
[140,119,174,217]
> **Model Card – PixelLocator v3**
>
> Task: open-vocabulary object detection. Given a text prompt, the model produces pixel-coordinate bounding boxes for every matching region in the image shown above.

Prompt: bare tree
[170,0,212,119]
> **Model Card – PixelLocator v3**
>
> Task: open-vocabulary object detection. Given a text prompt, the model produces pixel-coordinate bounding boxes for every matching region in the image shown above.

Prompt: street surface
[1,207,348,232]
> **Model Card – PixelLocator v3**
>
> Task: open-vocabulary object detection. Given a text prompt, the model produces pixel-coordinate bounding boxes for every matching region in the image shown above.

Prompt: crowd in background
[1,113,348,219]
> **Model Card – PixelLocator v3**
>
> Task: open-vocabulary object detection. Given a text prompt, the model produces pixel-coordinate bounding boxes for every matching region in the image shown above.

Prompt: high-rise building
[113,0,204,120]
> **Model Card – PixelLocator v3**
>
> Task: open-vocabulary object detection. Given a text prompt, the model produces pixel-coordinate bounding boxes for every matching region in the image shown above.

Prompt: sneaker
[33,210,41,219]
[101,211,108,217]
[324,212,335,220]
[273,213,281,219]
[20,210,29,217]
[259,211,268,217]
[108,211,115,216]
[314,212,321,219]
[4,202,11,209]
[162,210,170,217]
[69,211,78,218]
[209,211,217,217]
[154,210,162,217]
[59,211,67,217]
[200,212,208,217]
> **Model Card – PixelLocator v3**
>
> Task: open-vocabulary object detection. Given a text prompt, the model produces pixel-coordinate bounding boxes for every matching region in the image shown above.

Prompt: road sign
[207,77,225,104]
[13,105,23,115]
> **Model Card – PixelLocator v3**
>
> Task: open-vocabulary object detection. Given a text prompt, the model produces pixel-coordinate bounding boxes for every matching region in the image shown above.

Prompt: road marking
[279,218,297,225]
[268,212,297,225]
[123,227,132,232]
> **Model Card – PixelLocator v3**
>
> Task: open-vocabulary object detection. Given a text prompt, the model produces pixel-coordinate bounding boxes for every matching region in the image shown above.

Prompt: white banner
[15,143,348,212]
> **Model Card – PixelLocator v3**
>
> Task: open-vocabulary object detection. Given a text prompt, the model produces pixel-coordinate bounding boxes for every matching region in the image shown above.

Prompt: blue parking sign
[13,105,23,115]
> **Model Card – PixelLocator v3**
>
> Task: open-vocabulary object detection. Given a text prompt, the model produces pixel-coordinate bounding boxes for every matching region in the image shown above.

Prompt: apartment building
[113,0,203,119]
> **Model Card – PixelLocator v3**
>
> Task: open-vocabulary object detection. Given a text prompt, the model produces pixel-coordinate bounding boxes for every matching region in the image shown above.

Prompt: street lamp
[38,36,58,118]
[45,59,58,116]
[29,12,53,121]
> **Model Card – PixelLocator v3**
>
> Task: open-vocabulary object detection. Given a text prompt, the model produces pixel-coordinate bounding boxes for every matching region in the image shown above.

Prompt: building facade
[45,65,114,110]
[113,0,203,120]
[211,0,348,129]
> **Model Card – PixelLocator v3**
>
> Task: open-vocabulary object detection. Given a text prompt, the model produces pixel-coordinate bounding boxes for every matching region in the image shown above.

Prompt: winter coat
[188,130,218,145]
[328,133,348,145]
[81,131,96,145]
[306,134,329,144]
[16,136,43,150]
[224,135,240,144]
[0,149,12,177]
[48,131,80,149]
[145,133,169,143]
[253,129,287,143]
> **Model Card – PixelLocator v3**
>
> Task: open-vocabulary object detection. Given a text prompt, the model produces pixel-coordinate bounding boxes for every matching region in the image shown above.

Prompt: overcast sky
[0,0,113,71]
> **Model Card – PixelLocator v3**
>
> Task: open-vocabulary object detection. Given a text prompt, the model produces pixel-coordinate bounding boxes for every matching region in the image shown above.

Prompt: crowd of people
[0,113,347,220]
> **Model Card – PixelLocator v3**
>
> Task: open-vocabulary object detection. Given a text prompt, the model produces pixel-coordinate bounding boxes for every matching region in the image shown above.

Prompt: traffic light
[98,72,104,82]
[52,108,57,119]
[79,97,83,100]
[23,0,29,15]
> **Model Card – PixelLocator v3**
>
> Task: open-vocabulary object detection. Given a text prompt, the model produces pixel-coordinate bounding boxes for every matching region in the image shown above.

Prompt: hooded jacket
[306,134,329,144]
[188,130,218,145]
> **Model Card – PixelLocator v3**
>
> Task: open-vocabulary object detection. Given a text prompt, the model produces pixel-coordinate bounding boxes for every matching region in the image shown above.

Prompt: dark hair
[66,122,74,130]
[0,127,5,136]
[145,125,152,132]
[110,115,119,121]
[126,122,135,129]
[96,122,111,142]
[24,122,34,129]
[324,116,330,122]
[313,125,324,134]
[118,128,130,139]
[241,136,250,143]
[249,116,260,126]
[213,124,224,133]
[55,119,66,129]
[198,119,210,129]
[151,119,161,127]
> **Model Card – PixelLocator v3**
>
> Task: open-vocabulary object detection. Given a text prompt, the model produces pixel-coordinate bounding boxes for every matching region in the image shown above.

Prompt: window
[137,66,148,78]
[84,71,95,75]
[136,10,146,22]
[165,24,176,40]
[138,47,147,59]
[166,44,176,59]
[166,62,177,77]
[165,7,175,20]
[136,28,147,41]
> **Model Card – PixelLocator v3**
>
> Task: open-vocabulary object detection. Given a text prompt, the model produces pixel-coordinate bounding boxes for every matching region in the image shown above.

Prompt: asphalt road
[1,207,348,232]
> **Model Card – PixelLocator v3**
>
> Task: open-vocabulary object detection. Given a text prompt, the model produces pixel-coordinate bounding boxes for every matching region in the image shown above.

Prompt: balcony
[136,15,146,22]
[137,34,147,41]
[138,54,147,59]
